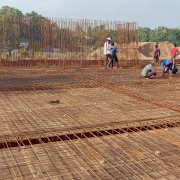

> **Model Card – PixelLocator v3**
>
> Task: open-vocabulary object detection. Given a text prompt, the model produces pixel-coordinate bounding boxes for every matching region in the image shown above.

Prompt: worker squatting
[104,37,179,79]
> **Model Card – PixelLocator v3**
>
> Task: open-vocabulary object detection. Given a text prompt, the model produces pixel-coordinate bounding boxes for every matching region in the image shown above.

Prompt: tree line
[1,6,180,47]
[0,5,44,18]
[0,5,138,58]
[138,27,180,46]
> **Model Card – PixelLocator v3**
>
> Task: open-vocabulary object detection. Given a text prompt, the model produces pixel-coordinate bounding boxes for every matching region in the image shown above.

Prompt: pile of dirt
[139,41,176,60]
[85,41,178,60]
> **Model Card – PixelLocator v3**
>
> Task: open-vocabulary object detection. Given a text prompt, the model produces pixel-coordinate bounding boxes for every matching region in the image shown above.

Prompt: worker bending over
[161,58,173,79]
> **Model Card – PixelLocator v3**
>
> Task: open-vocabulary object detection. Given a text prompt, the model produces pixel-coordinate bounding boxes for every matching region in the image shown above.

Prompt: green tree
[138,27,151,42]
[138,26,180,46]
[0,6,23,48]
[25,11,44,18]
[0,6,23,16]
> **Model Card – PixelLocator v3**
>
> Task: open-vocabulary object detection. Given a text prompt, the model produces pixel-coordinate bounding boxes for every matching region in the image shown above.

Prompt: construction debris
[49,100,60,104]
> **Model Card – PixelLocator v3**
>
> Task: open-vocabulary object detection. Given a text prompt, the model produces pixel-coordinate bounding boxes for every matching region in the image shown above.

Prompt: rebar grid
[0,83,179,139]
[0,64,180,179]
[2,14,180,180]
[0,16,138,61]
[103,66,180,112]
[1,127,180,179]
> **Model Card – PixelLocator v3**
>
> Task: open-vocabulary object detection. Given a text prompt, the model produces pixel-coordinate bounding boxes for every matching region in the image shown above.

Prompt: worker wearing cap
[141,61,156,79]
[104,37,112,68]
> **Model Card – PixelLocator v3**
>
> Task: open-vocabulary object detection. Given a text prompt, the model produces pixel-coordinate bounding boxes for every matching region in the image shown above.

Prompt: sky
[0,0,179,29]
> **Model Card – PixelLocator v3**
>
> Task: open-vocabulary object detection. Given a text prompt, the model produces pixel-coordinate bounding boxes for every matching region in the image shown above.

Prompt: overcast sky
[0,0,179,29]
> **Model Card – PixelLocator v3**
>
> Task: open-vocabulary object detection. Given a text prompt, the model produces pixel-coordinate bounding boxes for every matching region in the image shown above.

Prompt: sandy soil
[139,41,178,60]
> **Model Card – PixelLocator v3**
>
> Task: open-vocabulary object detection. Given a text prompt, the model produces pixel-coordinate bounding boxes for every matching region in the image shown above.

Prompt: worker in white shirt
[103,37,112,68]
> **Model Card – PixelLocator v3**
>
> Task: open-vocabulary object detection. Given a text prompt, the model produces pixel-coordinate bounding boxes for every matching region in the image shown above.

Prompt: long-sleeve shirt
[103,41,111,55]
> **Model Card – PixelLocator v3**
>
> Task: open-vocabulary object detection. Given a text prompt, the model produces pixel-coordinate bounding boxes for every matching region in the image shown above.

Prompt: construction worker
[141,61,156,79]
[161,58,173,79]
[104,37,112,68]
[154,45,160,63]
[171,44,179,63]
[107,42,119,68]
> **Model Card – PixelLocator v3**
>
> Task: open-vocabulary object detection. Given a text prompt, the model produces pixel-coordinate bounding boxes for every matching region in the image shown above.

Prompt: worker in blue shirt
[161,58,173,79]
[107,43,119,68]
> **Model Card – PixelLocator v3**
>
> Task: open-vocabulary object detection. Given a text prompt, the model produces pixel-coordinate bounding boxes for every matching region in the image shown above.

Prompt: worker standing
[171,44,179,63]
[154,45,160,63]
[104,37,112,68]
[107,42,119,68]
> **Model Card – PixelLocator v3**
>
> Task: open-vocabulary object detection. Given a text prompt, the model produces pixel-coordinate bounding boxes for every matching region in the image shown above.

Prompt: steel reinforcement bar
[0,118,180,149]
[0,16,139,61]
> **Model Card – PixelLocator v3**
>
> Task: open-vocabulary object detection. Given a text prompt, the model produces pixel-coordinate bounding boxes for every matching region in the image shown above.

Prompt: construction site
[0,16,180,180]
